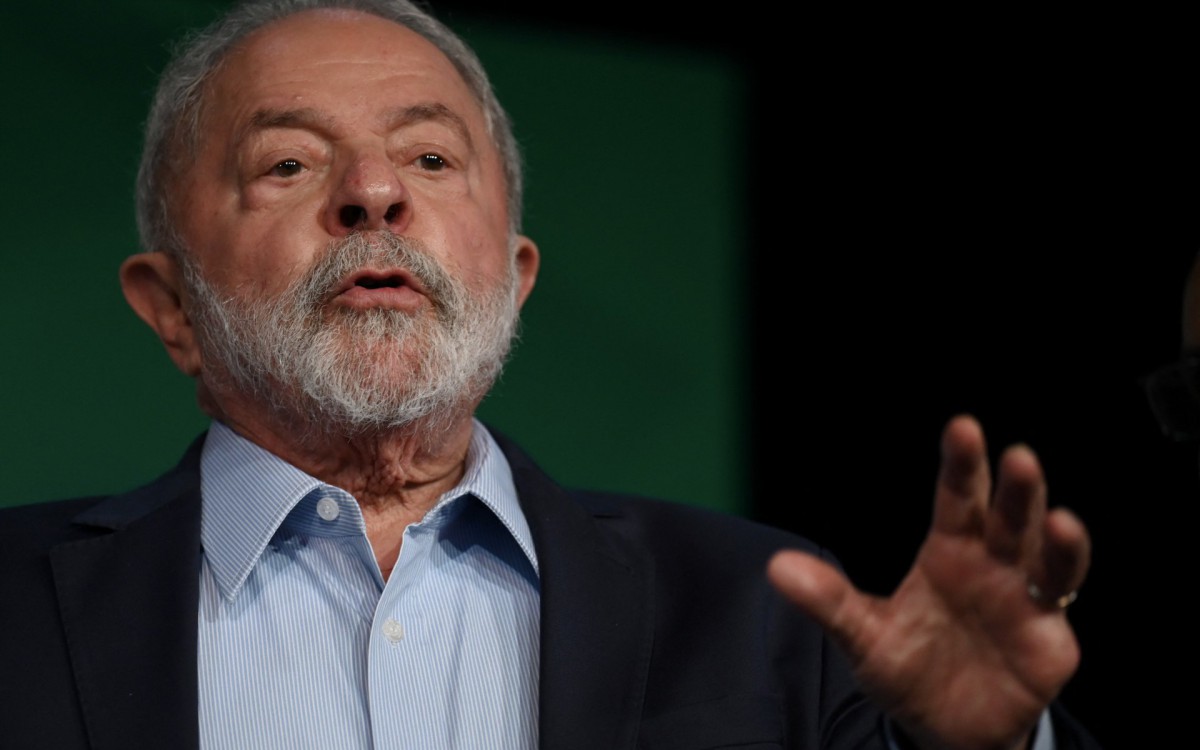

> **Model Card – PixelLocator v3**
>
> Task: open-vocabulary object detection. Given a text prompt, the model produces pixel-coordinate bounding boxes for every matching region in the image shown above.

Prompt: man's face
[160,9,537,433]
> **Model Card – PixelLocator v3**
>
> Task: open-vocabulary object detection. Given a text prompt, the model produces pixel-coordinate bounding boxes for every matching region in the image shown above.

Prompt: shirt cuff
[883,709,1056,750]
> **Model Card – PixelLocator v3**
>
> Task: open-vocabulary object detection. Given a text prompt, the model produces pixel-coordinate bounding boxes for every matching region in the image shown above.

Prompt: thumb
[767,549,865,650]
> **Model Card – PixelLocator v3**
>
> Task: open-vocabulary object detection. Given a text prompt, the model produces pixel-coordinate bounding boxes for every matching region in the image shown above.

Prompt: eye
[415,153,447,171]
[269,158,305,178]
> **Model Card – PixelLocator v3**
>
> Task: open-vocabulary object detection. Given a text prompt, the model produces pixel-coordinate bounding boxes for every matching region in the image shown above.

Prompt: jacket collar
[50,433,206,750]
[492,427,656,750]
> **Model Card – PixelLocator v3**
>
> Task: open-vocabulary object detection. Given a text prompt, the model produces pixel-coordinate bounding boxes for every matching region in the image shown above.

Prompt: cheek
[190,220,322,297]
[430,161,512,277]
[175,168,327,294]
[424,218,512,291]
[438,189,515,286]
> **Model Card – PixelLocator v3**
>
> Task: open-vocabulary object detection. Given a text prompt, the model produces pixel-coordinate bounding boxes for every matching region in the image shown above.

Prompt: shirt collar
[200,419,538,601]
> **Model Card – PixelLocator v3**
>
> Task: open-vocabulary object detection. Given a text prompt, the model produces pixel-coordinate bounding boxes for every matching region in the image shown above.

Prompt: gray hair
[135,0,524,257]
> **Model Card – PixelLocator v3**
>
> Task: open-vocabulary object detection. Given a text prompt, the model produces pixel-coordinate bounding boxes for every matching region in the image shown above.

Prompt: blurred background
[2,2,1196,746]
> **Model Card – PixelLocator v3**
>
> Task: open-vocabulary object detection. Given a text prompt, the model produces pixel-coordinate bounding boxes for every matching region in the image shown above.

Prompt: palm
[768,415,1090,750]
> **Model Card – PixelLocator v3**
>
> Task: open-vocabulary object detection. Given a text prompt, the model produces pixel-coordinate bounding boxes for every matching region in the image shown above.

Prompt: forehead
[203,8,483,135]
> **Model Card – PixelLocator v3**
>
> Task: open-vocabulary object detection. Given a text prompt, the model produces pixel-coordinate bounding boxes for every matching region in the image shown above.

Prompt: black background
[440,3,1198,747]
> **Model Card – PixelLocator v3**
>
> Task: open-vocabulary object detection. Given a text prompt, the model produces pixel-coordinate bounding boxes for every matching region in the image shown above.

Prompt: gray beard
[178,231,520,442]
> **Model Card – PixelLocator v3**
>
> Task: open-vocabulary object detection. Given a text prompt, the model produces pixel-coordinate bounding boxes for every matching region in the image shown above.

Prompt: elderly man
[0,1,1098,749]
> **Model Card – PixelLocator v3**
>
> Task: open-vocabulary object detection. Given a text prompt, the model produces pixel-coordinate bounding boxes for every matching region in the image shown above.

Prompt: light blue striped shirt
[197,419,540,749]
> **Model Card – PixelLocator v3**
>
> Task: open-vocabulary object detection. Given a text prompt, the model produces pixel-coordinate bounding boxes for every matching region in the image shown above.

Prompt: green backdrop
[0,2,747,514]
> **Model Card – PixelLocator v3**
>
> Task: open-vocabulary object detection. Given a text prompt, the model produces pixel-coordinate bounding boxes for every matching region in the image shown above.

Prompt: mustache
[290,231,460,314]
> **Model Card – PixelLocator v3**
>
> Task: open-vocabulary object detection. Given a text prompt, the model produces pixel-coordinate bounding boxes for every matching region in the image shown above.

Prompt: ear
[119,251,202,377]
[512,234,539,309]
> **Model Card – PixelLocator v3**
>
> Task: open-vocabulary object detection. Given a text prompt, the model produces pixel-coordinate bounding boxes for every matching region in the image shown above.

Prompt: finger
[931,414,991,536]
[766,549,870,655]
[985,443,1046,563]
[1033,507,1092,607]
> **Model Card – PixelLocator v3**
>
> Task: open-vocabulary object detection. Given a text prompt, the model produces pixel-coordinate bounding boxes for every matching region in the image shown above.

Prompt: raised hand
[767,415,1091,750]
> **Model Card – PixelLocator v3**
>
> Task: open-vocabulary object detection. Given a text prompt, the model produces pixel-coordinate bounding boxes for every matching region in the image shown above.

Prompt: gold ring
[1027,582,1077,610]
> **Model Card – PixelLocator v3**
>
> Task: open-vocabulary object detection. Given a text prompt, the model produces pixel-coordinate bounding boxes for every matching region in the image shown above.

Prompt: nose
[325,150,411,235]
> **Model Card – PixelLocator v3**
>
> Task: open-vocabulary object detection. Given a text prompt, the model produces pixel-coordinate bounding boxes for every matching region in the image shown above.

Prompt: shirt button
[316,497,340,521]
[382,618,405,643]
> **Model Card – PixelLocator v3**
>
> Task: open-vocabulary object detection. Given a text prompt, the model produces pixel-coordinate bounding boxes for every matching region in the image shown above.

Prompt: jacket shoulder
[571,487,833,567]
[0,432,207,560]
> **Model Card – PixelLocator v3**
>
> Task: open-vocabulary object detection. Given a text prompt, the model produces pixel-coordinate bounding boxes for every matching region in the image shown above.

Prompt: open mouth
[332,268,427,310]
[354,272,407,290]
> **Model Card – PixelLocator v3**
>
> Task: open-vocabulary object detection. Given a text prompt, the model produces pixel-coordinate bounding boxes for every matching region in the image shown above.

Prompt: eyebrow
[242,103,474,148]
[246,107,335,133]
[384,103,474,148]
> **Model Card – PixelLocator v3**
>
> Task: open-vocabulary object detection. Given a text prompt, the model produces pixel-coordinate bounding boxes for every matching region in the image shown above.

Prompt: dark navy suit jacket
[0,429,1102,749]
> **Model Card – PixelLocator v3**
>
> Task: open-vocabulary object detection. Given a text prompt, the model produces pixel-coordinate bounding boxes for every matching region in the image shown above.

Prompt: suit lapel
[50,440,204,750]
[499,433,655,750]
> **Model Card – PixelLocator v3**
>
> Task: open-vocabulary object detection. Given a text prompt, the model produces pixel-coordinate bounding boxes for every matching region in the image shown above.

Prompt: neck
[207,391,478,578]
